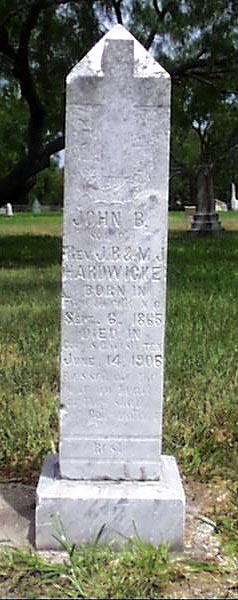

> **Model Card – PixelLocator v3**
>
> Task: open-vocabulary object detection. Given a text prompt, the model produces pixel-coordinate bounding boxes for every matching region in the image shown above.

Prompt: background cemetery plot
[0,211,238,487]
[1,212,238,597]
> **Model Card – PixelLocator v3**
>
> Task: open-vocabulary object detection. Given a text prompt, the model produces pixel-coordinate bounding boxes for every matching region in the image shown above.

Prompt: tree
[156,0,238,217]
[28,160,64,206]
[0,0,100,205]
[0,0,238,208]
[105,1,238,218]
[171,78,238,211]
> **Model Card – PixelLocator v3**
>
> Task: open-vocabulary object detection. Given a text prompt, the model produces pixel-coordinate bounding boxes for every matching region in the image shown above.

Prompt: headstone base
[36,454,185,550]
[190,212,223,234]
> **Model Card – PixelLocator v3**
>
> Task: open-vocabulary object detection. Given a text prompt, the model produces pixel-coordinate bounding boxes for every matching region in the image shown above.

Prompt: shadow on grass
[168,230,238,262]
[0,235,62,268]
[168,231,238,291]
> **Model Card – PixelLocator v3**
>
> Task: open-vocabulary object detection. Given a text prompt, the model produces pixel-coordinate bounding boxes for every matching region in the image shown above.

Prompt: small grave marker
[32,199,42,214]
[6,203,13,216]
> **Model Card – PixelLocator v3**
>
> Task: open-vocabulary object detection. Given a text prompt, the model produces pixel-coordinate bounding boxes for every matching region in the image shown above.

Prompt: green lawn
[0,212,62,236]
[1,211,238,597]
[0,209,237,235]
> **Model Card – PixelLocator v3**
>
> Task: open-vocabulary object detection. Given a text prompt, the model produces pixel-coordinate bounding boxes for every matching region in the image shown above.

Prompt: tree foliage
[0,0,100,204]
[0,0,238,207]
[28,160,63,206]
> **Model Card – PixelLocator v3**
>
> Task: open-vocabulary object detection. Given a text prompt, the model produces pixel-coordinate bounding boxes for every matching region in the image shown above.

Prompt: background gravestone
[231,182,238,210]
[190,169,223,234]
[36,25,185,550]
[6,203,13,216]
[32,199,42,214]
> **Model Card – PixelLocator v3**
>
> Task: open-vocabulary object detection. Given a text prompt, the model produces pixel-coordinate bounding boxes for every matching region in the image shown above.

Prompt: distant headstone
[184,205,196,224]
[32,199,41,214]
[6,203,13,216]
[190,169,223,234]
[36,25,185,550]
[215,199,228,212]
[231,182,238,210]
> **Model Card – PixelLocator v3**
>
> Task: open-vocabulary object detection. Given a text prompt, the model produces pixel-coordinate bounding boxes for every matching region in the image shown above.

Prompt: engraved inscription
[94,441,122,456]
[60,27,171,480]
[133,312,162,327]
[73,210,121,229]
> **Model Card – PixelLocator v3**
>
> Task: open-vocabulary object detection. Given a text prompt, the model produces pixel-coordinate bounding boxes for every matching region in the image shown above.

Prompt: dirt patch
[166,479,238,598]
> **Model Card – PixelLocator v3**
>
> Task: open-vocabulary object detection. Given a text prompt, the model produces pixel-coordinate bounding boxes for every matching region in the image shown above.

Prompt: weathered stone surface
[60,24,171,481]
[36,25,185,551]
[190,212,223,234]
[36,454,185,550]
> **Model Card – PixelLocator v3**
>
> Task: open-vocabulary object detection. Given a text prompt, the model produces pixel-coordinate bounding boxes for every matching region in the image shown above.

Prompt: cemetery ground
[0,212,238,598]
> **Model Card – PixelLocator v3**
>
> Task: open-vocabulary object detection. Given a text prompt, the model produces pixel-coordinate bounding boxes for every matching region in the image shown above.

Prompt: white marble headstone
[231,182,238,210]
[6,203,13,216]
[60,25,171,481]
[36,25,185,551]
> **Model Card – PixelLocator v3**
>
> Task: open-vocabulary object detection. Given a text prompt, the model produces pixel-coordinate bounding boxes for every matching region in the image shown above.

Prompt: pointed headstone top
[105,24,134,40]
[67,24,169,84]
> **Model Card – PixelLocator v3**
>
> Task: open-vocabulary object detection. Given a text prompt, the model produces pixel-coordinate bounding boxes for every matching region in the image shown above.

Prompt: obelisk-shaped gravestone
[36,25,185,550]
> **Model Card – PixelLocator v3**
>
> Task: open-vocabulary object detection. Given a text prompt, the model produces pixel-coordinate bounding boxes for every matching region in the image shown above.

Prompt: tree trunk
[0,136,64,207]
[189,176,197,206]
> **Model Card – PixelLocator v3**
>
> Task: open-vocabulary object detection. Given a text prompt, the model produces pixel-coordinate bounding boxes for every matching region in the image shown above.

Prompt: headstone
[6,203,13,216]
[190,169,223,234]
[32,199,42,214]
[36,25,185,550]
[215,199,228,212]
[231,182,238,210]
[184,205,196,225]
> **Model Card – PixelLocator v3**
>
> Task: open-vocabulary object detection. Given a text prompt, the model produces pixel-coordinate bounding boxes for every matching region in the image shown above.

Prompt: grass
[0,542,195,599]
[0,538,235,598]
[0,539,230,599]
[165,233,238,480]
[0,218,62,481]
[1,210,238,596]
[169,209,238,232]
[0,212,62,236]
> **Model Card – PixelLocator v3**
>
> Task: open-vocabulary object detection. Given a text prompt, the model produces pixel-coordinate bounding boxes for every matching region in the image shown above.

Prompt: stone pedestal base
[190,212,223,234]
[35,454,185,550]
